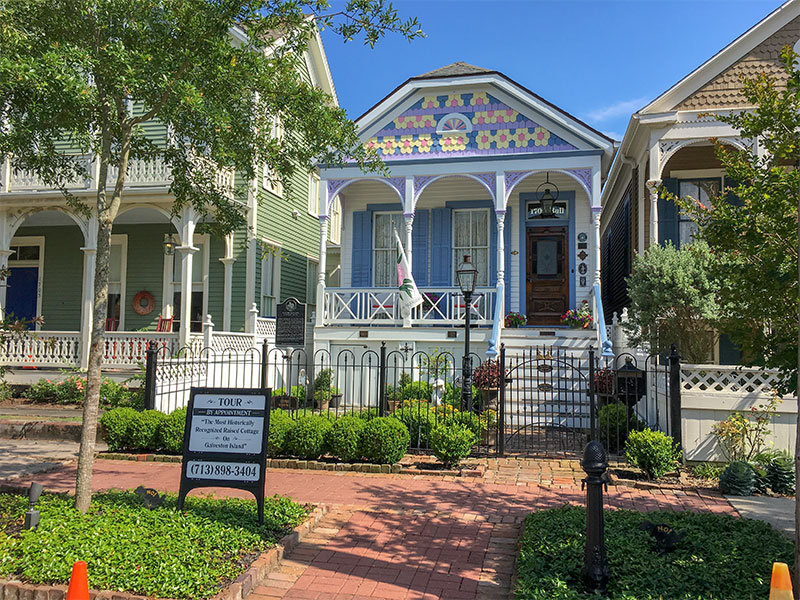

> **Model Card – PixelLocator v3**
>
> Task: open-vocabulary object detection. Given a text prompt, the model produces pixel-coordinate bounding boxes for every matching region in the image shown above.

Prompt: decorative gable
[363,91,576,160]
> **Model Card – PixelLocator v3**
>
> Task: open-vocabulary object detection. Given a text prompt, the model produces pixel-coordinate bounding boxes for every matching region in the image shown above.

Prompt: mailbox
[616,358,646,406]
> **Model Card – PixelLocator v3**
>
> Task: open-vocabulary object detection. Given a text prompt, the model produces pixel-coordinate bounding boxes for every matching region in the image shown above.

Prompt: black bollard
[581,439,610,595]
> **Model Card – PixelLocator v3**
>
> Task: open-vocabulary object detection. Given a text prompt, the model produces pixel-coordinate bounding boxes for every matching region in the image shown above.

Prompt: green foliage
[429,423,476,468]
[157,408,187,454]
[25,375,135,408]
[623,241,720,362]
[719,461,756,496]
[711,395,779,462]
[598,402,644,454]
[690,462,724,480]
[267,409,295,457]
[127,410,168,451]
[359,417,409,464]
[400,380,433,401]
[285,415,331,460]
[356,408,379,421]
[624,429,682,479]
[766,453,796,495]
[99,407,139,452]
[0,491,308,599]
[514,504,793,599]
[325,415,365,462]
[441,383,479,409]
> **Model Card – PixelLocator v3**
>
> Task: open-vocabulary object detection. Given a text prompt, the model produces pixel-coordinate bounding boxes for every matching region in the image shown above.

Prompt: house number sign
[178,387,271,523]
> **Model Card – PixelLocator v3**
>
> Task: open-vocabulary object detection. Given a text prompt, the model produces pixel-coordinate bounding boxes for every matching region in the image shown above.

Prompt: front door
[526,227,569,326]
[6,267,39,326]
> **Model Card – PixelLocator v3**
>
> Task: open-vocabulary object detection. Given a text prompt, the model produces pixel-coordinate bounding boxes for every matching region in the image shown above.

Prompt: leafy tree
[623,240,720,363]
[0,0,421,512]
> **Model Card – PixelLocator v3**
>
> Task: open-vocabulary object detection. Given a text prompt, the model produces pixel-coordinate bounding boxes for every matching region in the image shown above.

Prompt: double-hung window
[106,235,128,330]
[452,208,489,287]
[373,213,404,287]
[261,243,281,317]
[677,179,720,246]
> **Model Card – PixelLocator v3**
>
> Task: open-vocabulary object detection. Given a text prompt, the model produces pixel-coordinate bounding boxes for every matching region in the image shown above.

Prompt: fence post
[203,314,214,349]
[260,338,269,391]
[668,344,682,449]
[378,342,387,417]
[144,341,157,411]
[588,347,597,441]
[498,343,506,456]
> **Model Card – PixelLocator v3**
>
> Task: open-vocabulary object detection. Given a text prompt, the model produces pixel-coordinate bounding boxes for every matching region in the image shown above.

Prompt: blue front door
[6,267,38,326]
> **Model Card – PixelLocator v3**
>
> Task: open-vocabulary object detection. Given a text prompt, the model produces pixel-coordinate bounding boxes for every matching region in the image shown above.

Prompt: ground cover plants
[515,505,793,599]
[0,491,308,599]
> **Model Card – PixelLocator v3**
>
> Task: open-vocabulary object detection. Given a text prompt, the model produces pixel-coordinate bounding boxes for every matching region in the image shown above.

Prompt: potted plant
[272,387,301,410]
[473,359,510,408]
[504,311,526,328]
[560,300,593,328]
[593,367,616,405]
[312,368,341,411]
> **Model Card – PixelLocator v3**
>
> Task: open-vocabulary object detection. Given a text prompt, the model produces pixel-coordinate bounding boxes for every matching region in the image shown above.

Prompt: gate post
[668,344,682,449]
[144,341,157,411]
[378,342,387,417]
[260,339,269,391]
[587,347,597,441]
[498,344,506,456]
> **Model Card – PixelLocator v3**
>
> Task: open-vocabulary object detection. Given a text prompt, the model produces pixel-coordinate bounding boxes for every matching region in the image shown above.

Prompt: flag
[394,228,422,318]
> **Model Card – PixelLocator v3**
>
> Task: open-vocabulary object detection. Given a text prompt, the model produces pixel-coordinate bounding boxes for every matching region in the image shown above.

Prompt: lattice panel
[681,366,781,394]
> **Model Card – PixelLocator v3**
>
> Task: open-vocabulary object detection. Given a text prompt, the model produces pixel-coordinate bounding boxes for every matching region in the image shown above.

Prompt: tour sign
[275,297,306,347]
[177,387,271,523]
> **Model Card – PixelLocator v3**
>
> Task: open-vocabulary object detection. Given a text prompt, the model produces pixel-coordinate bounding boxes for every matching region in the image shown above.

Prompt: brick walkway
[19,461,737,600]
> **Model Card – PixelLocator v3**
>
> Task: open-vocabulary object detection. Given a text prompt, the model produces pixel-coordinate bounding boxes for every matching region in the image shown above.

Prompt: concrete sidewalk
[726,495,796,538]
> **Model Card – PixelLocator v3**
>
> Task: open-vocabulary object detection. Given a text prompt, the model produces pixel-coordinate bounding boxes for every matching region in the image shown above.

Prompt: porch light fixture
[456,254,478,296]
[456,255,478,413]
[163,233,178,255]
[537,172,560,218]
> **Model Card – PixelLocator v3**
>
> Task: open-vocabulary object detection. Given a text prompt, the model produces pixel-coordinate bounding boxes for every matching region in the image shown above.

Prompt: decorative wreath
[132,290,155,316]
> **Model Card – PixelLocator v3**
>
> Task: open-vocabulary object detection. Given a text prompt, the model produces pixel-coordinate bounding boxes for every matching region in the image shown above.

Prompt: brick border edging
[0,505,330,600]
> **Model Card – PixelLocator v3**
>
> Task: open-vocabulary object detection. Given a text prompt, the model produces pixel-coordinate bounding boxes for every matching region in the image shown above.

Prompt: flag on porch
[393,228,422,319]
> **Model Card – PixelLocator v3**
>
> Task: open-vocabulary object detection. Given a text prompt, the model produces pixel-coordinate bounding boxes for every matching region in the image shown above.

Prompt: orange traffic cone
[65,561,89,600]
[770,562,793,600]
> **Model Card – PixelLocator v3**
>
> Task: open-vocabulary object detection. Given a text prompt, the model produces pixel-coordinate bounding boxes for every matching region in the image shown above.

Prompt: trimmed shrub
[326,415,366,462]
[599,402,644,454]
[360,417,410,464]
[127,410,168,451]
[392,400,434,447]
[267,409,295,457]
[286,415,331,460]
[719,460,756,496]
[356,408,379,421]
[430,423,476,468]
[624,428,682,479]
[400,381,433,401]
[100,407,139,452]
[157,408,187,454]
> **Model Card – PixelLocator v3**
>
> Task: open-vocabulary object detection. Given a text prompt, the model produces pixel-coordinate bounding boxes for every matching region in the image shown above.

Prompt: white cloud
[587,97,650,123]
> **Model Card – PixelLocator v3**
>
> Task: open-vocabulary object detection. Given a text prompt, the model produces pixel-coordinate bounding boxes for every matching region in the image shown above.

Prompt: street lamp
[456,254,478,412]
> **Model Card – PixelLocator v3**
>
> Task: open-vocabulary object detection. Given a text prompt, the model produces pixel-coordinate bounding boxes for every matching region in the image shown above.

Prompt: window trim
[260,239,282,317]
[451,208,490,287]
[108,234,128,330]
[306,256,319,318]
[372,211,403,288]
[8,235,45,330]
[329,195,342,245]
[308,172,320,217]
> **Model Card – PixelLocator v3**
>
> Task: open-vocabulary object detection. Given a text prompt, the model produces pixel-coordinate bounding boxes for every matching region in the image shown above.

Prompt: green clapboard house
[0,27,338,370]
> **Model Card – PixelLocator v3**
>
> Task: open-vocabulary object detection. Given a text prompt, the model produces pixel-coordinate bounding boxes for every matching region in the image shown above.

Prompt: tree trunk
[795,158,799,599]
[74,123,132,513]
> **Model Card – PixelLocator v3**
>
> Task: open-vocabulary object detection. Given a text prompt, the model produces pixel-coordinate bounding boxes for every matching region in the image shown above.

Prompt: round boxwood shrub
[268,409,295,457]
[286,415,331,459]
[430,423,476,468]
[359,417,410,464]
[326,415,366,462]
[100,407,139,452]
[127,410,168,451]
[392,400,434,447]
[400,381,433,401]
[624,428,682,480]
[157,408,187,454]
[599,402,644,454]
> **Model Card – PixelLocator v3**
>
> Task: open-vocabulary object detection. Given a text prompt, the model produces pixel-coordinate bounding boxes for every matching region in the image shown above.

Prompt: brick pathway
[17,461,738,600]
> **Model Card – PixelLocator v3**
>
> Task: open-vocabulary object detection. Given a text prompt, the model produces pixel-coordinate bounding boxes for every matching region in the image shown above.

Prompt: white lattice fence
[681,365,782,394]
[212,333,255,352]
[256,318,276,338]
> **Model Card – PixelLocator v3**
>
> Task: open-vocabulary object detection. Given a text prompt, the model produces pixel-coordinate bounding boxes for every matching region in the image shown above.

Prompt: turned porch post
[177,212,197,349]
[219,233,235,332]
[646,179,661,246]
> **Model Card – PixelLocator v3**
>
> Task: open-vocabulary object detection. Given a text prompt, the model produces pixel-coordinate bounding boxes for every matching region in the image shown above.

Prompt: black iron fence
[143,340,682,457]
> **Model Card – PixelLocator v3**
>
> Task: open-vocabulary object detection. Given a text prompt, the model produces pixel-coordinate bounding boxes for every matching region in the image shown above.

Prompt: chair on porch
[156,315,173,332]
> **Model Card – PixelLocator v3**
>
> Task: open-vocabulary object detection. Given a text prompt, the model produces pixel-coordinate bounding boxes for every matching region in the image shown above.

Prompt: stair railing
[590,283,614,357]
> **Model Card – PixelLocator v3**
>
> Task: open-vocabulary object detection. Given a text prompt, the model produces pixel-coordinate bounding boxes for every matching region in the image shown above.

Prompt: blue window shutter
[412,209,429,286]
[351,211,372,287]
[658,178,679,247]
[430,207,452,286]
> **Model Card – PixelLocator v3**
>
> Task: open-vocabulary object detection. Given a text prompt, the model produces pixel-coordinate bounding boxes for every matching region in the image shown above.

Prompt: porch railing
[590,283,613,357]
[322,287,497,326]
[1,331,82,367]
[102,332,180,366]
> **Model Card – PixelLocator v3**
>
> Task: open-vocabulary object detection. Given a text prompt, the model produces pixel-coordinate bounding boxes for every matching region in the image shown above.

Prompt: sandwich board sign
[177,387,271,523]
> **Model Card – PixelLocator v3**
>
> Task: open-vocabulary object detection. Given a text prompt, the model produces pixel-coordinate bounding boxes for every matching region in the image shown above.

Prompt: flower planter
[481,427,498,447]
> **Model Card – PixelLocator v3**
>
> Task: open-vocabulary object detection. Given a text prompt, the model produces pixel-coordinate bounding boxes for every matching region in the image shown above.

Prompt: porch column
[315,215,328,327]
[0,210,13,319]
[403,213,414,265]
[591,207,602,287]
[646,179,661,246]
[219,233,235,331]
[79,247,96,369]
[177,243,197,348]
[495,209,506,315]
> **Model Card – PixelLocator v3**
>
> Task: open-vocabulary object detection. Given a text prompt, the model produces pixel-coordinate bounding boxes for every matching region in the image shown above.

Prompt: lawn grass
[0,491,309,599]
[515,505,793,599]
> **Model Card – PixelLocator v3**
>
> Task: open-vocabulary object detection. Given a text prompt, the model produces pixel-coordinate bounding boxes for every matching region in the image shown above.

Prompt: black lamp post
[456,254,478,413]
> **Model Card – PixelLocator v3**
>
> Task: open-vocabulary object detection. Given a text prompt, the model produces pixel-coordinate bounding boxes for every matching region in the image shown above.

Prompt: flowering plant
[560,300,593,328]
[473,359,508,389]
[504,312,526,328]
[594,368,615,395]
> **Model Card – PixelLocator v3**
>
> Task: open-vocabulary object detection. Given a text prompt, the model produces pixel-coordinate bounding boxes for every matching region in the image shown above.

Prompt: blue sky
[320,0,786,141]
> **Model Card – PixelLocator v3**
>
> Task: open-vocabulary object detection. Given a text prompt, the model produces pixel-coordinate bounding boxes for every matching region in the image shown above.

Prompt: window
[106,236,127,331]
[261,244,281,317]
[170,237,207,333]
[306,258,318,317]
[308,173,320,216]
[329,196,342,245]
[452,209,489,287]
[373,213,404,287]
[264,115,284,196]
[678,179,719,245]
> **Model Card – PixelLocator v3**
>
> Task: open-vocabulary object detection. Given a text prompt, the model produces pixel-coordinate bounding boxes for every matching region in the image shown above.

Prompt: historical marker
[177,387,271,524]
[275,297,306,347]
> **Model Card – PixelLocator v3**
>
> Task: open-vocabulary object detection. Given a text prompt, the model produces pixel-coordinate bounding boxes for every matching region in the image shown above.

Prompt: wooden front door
[526,227,569,326]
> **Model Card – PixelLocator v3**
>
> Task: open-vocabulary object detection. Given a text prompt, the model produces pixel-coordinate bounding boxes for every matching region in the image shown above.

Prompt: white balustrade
[323,287,496,326]
[102,332,180,366]
[0,332,81,367]
[109,157,172,187]
[6,156,92,191]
